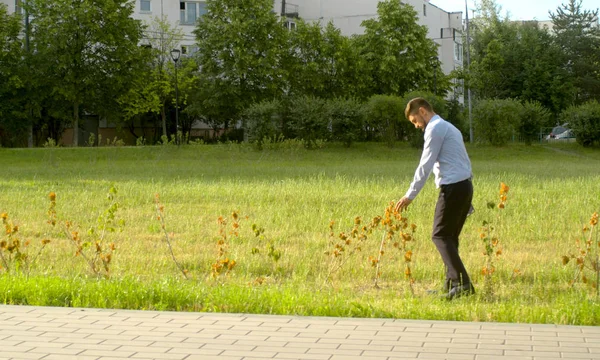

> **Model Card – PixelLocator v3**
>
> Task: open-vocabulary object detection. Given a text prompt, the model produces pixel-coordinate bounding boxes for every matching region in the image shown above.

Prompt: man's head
[404,97,436,131]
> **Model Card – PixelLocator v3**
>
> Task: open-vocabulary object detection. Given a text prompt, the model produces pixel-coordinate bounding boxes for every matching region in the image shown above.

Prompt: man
[395,97,474,300]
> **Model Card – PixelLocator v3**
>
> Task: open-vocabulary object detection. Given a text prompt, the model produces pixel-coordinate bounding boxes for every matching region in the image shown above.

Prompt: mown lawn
[0,142,599,325]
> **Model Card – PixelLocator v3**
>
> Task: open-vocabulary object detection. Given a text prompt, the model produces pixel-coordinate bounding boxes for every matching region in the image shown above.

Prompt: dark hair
[404,97,433,119]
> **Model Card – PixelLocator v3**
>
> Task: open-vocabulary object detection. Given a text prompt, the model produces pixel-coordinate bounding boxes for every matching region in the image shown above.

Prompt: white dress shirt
[404,115,472,200]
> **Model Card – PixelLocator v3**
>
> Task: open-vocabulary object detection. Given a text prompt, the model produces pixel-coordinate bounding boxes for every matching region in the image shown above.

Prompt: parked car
[555,129,575,139]
[546,123,571,140]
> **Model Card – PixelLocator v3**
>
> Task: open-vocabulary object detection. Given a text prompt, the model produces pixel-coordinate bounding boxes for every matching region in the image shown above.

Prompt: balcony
[283,3,299,18]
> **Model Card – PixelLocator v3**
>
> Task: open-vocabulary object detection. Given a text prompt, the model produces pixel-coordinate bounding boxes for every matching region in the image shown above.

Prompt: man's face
[408,109,427,131]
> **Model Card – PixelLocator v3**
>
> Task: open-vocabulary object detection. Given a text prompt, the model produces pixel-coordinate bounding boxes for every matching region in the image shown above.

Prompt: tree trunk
[28,125,33,148]
[161,104,167,138]
[73,102,79,147]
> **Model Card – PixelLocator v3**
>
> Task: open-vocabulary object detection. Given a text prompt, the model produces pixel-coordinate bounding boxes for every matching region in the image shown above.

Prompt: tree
[0,4,25,146]
[353,0,443,97]
[118,16,185,141]
[284,20,367,99]
[193,0,287,129]
[550,0,600,103]
[26,0,146,146]
[468,0,575,119]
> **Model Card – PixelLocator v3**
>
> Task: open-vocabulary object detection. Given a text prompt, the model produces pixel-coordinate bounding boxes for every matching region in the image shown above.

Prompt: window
[180,2,208,25]
[181,45,199,56]
[283,21,296,31]
[454,43,463,62]
[140,0,151,12]
[423,4,427,16]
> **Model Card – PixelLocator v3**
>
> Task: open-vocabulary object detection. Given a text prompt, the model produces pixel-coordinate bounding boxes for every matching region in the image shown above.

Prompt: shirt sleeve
[404,122,447,200]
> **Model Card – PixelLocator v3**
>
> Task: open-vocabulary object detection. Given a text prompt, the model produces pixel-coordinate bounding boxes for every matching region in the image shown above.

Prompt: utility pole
[465,0,473,144]
[24,0,33,148]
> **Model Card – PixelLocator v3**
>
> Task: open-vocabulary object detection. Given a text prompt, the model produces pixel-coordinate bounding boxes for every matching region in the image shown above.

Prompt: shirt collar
[425,114,441,130]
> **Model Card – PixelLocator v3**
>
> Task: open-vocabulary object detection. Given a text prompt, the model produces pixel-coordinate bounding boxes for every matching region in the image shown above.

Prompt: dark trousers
[432,178,473,289]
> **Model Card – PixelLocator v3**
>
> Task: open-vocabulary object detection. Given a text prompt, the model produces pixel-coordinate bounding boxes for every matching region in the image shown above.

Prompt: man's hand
[395,197,412,213]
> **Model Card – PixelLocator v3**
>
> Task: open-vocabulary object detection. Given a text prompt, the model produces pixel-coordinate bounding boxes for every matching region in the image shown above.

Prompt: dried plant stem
[65,227,97,275]
[373,231,386,288]
[155,203,188,280]
[26,243,49,278]
[325,249,356,284]
[596,254,600,299]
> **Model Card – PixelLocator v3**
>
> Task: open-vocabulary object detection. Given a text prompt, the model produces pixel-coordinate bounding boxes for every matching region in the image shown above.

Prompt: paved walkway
[0,305,598,360]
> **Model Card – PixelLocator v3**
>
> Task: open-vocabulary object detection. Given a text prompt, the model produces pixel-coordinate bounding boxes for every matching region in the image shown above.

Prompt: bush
[244,100,282,147]
[472,99,521,146]
[400,91,449,148]
[364,95,403,147]
[519,101,550,145]
[288,96,329,148]
[327,98,365,147]
[561,100,600,147]
[446,97,468,139]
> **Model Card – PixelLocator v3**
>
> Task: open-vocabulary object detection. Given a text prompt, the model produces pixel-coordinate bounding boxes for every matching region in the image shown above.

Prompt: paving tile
[474,356,532,360]
[504,350,562,357]
[285,341,338,349]
[130,352,187,359]
[167,347,223,355]
[0,352,45,359]
[417,354,474,359]
[185,356,241,360]
[28,347,85,355]
[307,348,363,356]
[78,349,136,357]
[561,354,600,359]
[42,355,99,360]
[117,345,172,353]
[273,353,331,359]
[221,350,277,357]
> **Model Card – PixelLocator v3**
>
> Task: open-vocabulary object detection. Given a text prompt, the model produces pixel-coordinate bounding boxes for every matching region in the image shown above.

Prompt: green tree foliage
[118,16,183,140]
[285,20,367,99]
[520,101,551,145]
[472,99,522,145]
[193,0,287,129]
[561,100,600,147]
[469,1,573,116]
[26,0,146,146]
[327,98,365,147]
[550,0,600,103]
[354,0,443,97]
[243,100,282,146]
[0,4,25,146]
[363,95,404,146]
[287,96,329,148]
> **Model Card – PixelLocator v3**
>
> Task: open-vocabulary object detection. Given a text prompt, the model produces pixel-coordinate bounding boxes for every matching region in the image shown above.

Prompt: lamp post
[431,56,438,95]
[465,0,473,143]
[170,48,180,145]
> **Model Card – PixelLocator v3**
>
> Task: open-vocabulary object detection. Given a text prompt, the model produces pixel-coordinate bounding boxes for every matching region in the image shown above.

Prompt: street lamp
[170,48,181,145]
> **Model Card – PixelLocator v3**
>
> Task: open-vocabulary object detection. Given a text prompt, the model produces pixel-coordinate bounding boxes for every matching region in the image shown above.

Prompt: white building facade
[3,0,463,83]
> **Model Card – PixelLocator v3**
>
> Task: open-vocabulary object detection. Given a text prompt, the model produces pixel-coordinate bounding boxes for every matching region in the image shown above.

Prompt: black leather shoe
[446,283,475,300]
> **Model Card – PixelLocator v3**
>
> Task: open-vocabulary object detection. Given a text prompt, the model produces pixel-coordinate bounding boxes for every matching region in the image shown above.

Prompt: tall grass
[0,142,599,325]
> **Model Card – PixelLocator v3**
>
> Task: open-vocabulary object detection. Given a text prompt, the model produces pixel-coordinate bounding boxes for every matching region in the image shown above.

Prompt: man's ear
[418,107,427,117]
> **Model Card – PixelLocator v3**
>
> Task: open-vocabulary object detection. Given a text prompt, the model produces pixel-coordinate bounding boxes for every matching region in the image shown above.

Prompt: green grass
[0,142,599,325]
